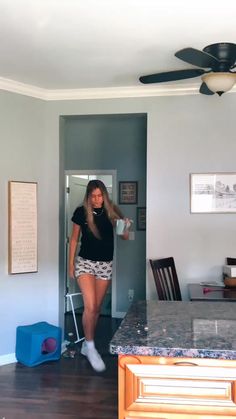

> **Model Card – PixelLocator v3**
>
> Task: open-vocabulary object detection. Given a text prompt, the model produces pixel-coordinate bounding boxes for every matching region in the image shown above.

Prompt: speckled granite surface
[110,300,236,360]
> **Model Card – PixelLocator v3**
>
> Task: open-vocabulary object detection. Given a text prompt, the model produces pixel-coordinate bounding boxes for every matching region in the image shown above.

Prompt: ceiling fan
[139,42,236,96]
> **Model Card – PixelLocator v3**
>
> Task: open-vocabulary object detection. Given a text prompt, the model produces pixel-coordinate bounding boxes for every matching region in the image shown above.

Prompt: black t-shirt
[71,206,114,262]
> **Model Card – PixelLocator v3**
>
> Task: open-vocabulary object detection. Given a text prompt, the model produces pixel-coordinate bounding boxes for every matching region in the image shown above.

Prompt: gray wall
[147,94,236,299]
[1,89,236,359]
[0,91,59,357]
[62,114,147,313]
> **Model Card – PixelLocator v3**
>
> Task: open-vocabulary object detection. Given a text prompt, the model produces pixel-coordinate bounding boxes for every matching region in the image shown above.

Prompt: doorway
[60,112,147,332]
[64,170,117,318]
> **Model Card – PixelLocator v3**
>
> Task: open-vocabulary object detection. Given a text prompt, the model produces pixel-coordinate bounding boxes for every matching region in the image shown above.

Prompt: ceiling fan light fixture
[202,72,236,95]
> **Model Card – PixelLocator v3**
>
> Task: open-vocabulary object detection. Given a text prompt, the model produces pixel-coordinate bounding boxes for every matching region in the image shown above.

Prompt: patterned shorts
[74,256,113,281]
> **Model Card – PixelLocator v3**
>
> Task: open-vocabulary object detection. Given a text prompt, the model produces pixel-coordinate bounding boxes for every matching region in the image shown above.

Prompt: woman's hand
[69,264,75,280]
[124,218,132,229]
[121,218,132,240]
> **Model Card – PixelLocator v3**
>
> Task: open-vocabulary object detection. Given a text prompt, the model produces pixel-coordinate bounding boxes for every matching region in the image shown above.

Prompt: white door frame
[65,169,118,318]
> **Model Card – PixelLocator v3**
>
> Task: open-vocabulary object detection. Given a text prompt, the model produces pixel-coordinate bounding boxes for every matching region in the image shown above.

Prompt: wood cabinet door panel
[121,358,236,416]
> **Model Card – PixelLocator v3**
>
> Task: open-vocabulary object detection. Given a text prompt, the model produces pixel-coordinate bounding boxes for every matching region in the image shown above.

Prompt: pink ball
[41,338,57,353]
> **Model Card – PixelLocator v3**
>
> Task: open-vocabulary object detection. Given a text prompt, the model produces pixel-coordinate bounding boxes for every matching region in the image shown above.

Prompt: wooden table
[188,283,236,301]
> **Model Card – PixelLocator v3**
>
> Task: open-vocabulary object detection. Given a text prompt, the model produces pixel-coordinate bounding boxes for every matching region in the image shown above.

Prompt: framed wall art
[137,207,146,230]
[119,181,138,205]
[8,181,38,274]
[190,173,236,213]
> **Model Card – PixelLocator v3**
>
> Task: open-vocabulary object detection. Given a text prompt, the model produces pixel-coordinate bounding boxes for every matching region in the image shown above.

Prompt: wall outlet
[129,231,135,240]
[128,289,134,302]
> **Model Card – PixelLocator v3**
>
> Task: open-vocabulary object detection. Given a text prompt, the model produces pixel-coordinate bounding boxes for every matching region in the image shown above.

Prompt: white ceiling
[0,0,236,99]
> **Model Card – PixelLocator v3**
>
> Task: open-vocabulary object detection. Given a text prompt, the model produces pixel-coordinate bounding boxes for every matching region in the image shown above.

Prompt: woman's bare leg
[94,279,111,327]
[78,275,111,340]
[78,274,97,341]
[77,275,109,372]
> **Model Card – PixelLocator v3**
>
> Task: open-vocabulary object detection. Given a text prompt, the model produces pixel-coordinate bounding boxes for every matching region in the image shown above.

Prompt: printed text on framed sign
[8,181,38,274]
[119,181,138,205]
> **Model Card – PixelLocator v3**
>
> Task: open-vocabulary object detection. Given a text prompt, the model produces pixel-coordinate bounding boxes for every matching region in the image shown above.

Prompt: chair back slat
[150,257,182,301]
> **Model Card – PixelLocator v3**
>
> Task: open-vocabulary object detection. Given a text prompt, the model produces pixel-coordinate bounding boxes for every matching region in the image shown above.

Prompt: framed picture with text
[8,181,38,274]
[119,181,138,205]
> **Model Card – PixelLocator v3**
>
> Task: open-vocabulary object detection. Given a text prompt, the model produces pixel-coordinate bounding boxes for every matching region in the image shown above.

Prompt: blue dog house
[16,321,62,367]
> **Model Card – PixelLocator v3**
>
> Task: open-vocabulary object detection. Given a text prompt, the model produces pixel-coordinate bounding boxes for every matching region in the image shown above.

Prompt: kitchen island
[110,300,236,419]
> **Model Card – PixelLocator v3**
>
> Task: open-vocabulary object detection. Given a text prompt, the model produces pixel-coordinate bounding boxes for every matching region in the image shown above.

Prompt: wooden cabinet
[118,355,236,419]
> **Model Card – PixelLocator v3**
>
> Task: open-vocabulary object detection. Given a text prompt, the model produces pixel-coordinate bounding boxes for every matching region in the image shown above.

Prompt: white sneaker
[81,340,87,356]
[81,341,106,372]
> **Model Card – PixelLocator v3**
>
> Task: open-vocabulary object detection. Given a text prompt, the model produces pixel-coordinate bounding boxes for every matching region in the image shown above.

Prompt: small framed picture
[190,172,236,213]
[119,181,138,205]
[137,207,146,231]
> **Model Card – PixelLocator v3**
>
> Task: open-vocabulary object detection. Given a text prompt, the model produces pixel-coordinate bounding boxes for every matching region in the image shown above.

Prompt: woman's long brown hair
[83,180,123,238]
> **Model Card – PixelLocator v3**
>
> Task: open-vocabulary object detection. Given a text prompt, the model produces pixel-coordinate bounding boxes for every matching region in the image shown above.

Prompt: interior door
[65,176,87,311]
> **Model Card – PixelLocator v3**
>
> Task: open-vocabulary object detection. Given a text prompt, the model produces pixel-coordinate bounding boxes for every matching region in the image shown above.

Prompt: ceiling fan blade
[175,48,220,69]
[199,82,215,95]
[139,68,205,84]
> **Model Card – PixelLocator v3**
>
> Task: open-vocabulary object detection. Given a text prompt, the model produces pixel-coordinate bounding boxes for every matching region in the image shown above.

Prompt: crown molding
[44,84,201,100]
[0,77,46,100]
[0,76,235,101]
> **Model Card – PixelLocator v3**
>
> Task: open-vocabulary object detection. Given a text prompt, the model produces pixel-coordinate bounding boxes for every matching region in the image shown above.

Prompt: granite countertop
[110,300,236,360]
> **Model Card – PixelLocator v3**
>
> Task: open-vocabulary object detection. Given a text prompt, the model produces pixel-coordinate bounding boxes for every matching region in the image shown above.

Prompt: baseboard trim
[0,353,17,366]
[0,342,69,366]
[112,311,126,319]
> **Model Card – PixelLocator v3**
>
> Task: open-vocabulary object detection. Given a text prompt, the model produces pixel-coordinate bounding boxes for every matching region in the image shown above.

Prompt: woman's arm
[68,223,81,279]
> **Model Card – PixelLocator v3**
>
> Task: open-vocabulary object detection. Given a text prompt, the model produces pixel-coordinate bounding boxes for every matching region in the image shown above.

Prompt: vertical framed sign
[8,181,38,274]
[137,207,146,231]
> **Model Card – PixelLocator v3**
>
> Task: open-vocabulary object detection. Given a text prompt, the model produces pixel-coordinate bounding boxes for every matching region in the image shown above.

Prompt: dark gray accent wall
[62,113,147,313]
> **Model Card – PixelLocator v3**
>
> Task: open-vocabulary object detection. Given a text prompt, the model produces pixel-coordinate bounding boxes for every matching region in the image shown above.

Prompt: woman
[69,180,130,372]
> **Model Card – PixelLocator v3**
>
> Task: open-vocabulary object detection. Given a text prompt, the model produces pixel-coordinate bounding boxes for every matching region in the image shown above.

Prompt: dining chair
[226,257,236,265]
[149,257,182,301]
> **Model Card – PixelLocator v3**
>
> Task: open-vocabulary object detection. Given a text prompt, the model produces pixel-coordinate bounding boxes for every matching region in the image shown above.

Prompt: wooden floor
[0,314,122,419]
